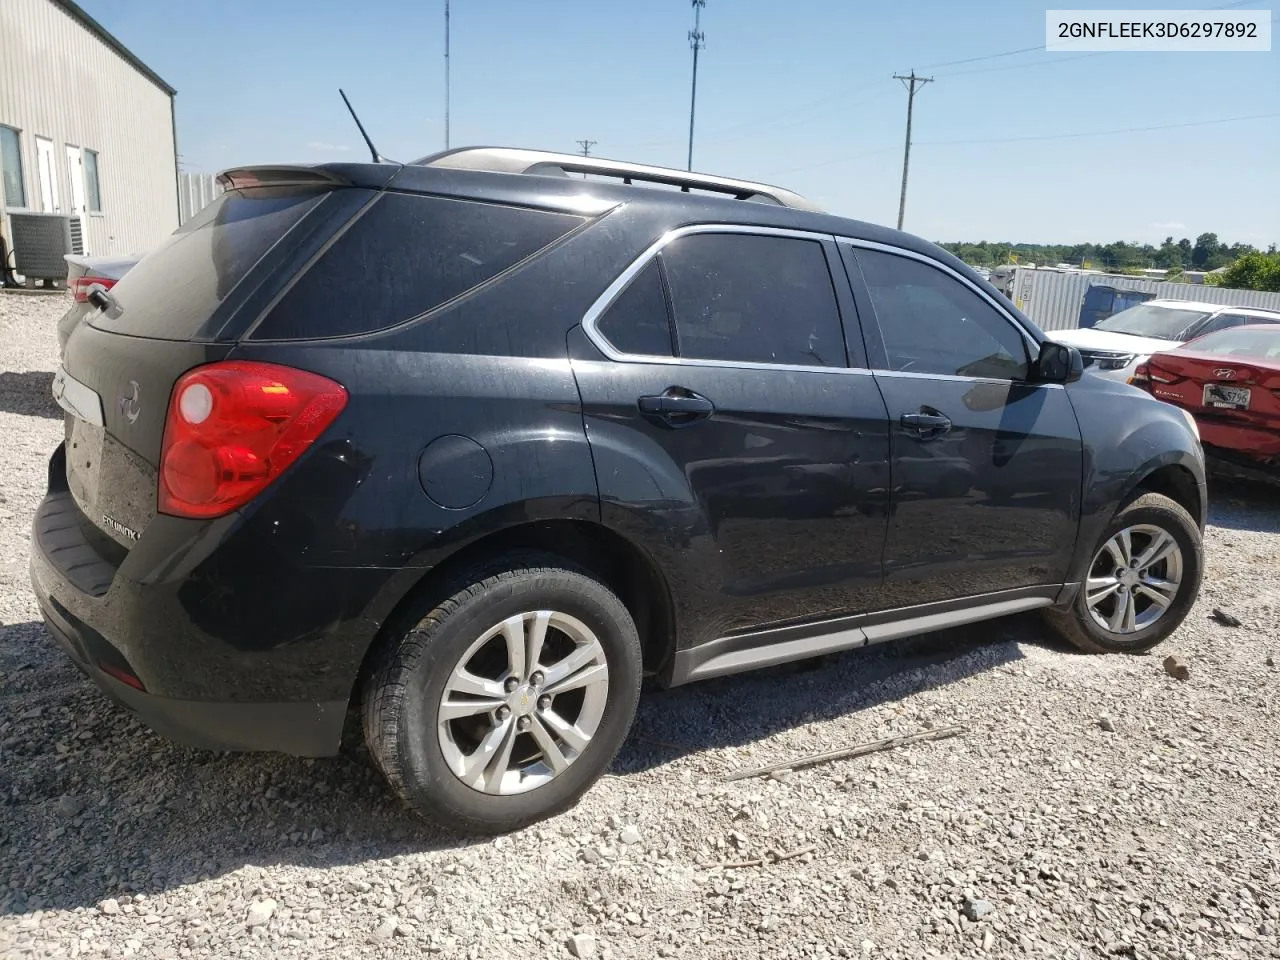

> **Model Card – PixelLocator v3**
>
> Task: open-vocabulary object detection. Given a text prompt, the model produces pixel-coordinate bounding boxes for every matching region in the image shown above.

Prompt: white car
[1051,298,1280,382]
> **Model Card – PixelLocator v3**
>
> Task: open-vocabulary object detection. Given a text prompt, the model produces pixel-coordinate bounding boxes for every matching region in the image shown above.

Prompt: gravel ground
[2,290,1279,960]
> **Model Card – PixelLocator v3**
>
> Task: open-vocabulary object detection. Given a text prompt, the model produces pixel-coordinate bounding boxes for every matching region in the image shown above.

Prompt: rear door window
[594,260,675,357]
[251,193,585,340]
[93,189,324,341]
[659,233,848,368]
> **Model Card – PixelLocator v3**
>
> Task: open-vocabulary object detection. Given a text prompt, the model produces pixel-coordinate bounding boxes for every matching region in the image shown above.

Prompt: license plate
[1204,383,1250,409]
[65,416,106,515]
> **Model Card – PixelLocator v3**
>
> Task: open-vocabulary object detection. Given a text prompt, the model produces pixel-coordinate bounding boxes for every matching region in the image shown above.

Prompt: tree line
[938,233,1273,272]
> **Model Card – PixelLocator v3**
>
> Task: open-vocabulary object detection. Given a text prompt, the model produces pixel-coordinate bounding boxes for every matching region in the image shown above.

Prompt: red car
[1132,324,1280,483]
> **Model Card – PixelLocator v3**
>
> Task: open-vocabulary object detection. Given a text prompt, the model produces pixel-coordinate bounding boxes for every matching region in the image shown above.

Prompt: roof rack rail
[413,147,823,212]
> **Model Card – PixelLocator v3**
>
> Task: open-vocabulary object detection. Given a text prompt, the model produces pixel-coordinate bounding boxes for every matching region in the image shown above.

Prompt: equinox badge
[102,514,140,542]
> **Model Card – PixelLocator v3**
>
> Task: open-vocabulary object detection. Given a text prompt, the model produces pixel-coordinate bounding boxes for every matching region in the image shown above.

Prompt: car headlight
[1095,353,1136,371]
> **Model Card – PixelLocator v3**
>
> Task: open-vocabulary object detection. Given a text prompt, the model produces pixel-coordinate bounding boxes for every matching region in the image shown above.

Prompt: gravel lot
[2,290,1279,960]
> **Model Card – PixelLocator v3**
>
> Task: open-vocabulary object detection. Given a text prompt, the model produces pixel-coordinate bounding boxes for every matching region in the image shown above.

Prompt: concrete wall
[0,0,178,259]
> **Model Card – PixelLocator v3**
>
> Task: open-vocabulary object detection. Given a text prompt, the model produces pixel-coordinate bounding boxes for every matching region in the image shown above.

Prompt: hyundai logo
[1213,368,1237,380]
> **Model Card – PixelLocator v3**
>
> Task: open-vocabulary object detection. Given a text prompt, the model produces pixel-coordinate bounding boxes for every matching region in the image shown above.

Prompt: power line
[622,79,886,153]
[762,147,896,178]
[922,44,1043,69]
[687,0,706,171]
[942,52,1102,79]
[892,70,932,230]
[917,111,1280,147]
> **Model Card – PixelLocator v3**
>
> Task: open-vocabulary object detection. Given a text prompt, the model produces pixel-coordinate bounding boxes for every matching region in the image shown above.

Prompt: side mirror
[1036,341,1084,384]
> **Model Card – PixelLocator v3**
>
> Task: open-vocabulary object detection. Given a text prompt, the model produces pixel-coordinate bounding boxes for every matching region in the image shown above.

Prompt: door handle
[901,409,952,437]
[638,389,715,426]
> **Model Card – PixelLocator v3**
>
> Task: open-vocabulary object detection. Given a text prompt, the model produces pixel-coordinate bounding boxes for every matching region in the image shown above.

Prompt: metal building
[0,0,178,261]
[1010,267,1280,333]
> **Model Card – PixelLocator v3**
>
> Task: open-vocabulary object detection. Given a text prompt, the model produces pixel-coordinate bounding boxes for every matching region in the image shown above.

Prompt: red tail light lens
[1129,363,1150,388]
[70,276,117,302]
[159,361,348,519]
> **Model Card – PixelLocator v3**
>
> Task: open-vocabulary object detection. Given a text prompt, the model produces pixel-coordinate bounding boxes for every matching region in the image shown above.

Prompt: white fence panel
[177,173,222,225]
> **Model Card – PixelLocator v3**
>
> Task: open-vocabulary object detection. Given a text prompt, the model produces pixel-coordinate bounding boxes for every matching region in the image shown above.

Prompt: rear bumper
[37,589,346,755]
[1203,446,1280,488]
[1198,419,1280,461]
[28,443,404,756]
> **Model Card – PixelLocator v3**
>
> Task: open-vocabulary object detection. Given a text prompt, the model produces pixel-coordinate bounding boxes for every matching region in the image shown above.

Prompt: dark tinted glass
[856,249,1030,380]
[596,261,674,357]
[1198,313,1250,335]
[661,234,846,367]
[95,189,323,341]
[254,193,584,340]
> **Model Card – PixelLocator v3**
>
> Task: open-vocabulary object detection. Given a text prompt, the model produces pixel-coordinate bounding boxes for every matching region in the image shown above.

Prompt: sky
[82,0,1280,246]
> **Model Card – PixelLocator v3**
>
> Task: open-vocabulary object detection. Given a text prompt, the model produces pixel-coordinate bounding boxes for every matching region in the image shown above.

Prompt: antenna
[339,88,384,163]
[686,0,706,172]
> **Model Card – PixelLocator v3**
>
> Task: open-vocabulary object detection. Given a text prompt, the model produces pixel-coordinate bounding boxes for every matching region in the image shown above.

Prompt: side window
[0,126,26,208]
[253,193,584,340]
[661,233,847,368]
[855,248,1030,380]
[595,260,674,357]
[83,149,102,212]
[1200,314,1248,336]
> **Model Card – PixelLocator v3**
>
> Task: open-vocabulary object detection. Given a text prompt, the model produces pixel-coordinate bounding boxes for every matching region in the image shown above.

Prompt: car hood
[1050,328,1180,356]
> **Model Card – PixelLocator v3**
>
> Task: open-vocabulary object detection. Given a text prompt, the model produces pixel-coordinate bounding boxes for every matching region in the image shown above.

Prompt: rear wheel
[1046,492,1202,654]
[362,556,642,834]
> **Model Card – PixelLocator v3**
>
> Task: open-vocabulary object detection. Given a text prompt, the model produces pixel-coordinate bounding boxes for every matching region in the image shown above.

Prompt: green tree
[1206,251,1280,292]
[1157,236,1183,269]
[1191,232,1221,269]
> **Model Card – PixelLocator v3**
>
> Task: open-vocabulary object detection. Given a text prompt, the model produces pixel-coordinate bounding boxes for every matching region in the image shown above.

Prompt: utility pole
[892,69,932,230]
[444,0,451,150]
[687,0,706,172]
[576,139,597,179]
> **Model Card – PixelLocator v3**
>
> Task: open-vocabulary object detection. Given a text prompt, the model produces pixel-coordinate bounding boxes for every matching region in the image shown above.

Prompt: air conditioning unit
[8,212,82,283]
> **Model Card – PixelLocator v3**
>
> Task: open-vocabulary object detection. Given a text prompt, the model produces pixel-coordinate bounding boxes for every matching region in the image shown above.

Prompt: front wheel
[1045,492,1203,654]
[362,556,643,834]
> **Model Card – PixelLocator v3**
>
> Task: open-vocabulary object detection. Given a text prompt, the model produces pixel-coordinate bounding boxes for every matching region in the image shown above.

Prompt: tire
[362,554,642,835]
[1045,492,1203,654]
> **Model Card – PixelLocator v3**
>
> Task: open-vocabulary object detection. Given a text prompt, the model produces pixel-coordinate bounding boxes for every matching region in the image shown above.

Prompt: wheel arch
[1129,461,1205,530]
[350,518,678,716]
[1068,450,1205,590]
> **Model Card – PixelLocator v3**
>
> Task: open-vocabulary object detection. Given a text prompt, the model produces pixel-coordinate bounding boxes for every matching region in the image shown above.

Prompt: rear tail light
[70,276,117,302]
[1148,368,1182,384]
[158,361,348,519]
[1129,363,1150,387]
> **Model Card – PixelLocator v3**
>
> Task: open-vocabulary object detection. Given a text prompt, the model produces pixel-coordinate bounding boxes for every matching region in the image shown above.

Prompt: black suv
[33,148,1206,833]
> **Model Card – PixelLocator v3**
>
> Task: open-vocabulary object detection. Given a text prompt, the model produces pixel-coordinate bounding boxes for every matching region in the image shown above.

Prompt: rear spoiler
[216,166,349,191]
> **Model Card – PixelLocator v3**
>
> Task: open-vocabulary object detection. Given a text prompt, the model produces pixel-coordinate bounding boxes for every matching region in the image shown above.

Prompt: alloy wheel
[437,610,610,795]
[1084,523,1184,635]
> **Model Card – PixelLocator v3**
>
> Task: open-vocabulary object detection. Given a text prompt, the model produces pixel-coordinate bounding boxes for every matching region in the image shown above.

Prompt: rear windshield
[1094,303,1211,340]
[1183,326,1280,359]
[249,192,585,341]
[90,189,324,341]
